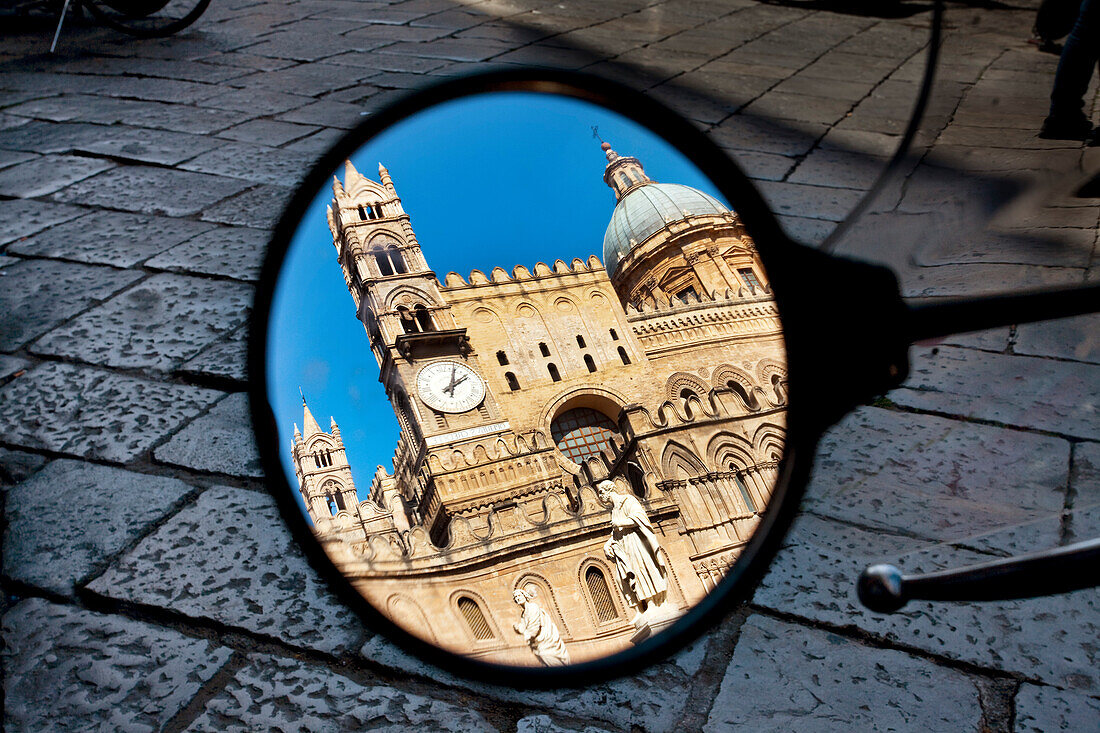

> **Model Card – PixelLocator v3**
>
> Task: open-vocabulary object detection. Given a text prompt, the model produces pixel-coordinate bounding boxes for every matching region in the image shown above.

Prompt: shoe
[1039,114,1093,140]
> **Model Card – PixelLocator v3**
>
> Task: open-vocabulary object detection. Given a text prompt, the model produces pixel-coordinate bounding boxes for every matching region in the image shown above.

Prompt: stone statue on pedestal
[511,587,569,666]
[596,479,668,620]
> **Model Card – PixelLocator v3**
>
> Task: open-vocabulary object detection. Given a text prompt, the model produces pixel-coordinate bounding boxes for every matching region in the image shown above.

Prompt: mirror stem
[857,538,1100,612]
[906,283,1100,342]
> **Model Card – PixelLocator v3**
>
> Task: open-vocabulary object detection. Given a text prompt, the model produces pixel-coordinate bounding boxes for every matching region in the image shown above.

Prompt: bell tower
[292,395,358,524]
[328,161,517,542]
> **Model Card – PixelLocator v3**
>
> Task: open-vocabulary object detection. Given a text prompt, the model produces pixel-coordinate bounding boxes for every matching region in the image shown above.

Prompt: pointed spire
[301,389,322,437]
[293,423,302,440]
[378,162,394,192]
[330,416,341,439]
[600,139,654,201]
[332,174,344,197]
[344,159,361,184]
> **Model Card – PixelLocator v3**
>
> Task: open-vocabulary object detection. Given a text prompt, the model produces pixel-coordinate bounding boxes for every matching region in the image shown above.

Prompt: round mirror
[253,73,794,683]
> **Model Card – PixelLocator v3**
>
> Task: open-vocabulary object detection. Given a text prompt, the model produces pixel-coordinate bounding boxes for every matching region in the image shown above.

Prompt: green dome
[602,183,729,275]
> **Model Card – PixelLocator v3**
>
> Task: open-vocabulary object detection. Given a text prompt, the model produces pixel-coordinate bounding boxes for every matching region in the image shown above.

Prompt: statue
[596,479,668,620]
[511,587,569,666]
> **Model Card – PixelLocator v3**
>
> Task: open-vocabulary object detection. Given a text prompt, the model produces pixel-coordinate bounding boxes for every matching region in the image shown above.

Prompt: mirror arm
[778,248,910,429]
[905,283,1100,342]
[857,537,1100,612]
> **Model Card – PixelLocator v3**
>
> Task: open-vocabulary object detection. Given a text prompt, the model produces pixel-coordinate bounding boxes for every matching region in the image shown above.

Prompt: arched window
[619,173,631,189]
[609,328,619,341]
[505,372,520,391]
[456,596,494,640]
[585,567,618,622]
[413,304,434,332]
[626,463,646,498]
[334,491,346,511]
[576,335,586,348]
[547,363,561,382]
[397,306,417,334]
[373,249,394,277]
[372,246,405,276]
[327,497,337,515]
[551,407,621,464]
[729,465,756,512]
[584,355,597,373]
[539,342,550,357]
[617,346,630,365]
[496,350,509,366]
[358,205,367,220]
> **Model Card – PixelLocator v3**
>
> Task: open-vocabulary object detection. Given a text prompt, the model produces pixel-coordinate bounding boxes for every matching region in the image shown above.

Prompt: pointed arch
[387,594,437,644]
[661,440,706,480]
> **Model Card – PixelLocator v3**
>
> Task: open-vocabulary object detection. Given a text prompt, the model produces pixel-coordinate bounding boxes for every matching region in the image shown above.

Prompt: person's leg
[1041,0,1100,138]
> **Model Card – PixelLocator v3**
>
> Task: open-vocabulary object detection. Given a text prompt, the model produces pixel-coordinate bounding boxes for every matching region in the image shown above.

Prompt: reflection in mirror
[266,92,787,667]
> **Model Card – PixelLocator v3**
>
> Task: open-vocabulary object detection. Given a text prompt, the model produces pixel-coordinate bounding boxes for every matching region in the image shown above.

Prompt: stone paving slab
[31,273,253,371]
[753,513,1100,690]
[2,597,233,732]
[0,258,143,351]
[179,141,316,186]
[1014,314,1100,365]
[9,210,215,268]
[145,225,268,281]
[0,199,85,246]
[198,183,295,230]
[0,153,114,198]
[0,148,35,170]
[3,460,197,595]
[0,446,46,488]
[1014,683,1100,732]
[356,627,709,732]
[184,653,498,732]
[3,94,254,136]
[52,165,254,217]
[179,326,249,383]
[0,362,222,462]
[87,485,366,655]
[515,715,614,733]
[155,393,262,478]
[217,118,320,146]
[802,405,1069,545]
[0,120,227,166]
[705,614,980,731]
[892,345,1100,440]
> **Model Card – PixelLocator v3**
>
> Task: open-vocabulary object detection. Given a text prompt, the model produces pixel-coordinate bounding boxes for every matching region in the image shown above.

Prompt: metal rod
[857,537,1100,612]
[905,283,1100,342]
[50,0,74,53]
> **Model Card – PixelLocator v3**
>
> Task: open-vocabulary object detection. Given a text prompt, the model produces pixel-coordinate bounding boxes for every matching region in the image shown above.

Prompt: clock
[416,361,486,414]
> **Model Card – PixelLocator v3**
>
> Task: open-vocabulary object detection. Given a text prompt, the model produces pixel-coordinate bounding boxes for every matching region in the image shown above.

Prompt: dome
[602,183,729,275]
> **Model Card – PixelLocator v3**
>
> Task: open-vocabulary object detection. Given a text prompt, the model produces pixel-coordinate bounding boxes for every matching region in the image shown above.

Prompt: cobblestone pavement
[2,0,1098,730]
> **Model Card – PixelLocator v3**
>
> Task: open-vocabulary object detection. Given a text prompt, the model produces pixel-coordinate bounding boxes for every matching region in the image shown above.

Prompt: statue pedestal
[628,604,682,645]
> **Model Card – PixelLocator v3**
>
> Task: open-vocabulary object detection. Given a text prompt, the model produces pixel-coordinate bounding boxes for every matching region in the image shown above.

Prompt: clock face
[416,361,486,414]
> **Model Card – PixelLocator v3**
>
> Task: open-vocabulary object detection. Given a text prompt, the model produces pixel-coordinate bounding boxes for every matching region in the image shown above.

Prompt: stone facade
[291,144,787,666]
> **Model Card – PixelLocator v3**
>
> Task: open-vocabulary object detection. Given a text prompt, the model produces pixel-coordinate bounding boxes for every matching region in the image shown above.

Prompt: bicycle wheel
[84,0,210,37]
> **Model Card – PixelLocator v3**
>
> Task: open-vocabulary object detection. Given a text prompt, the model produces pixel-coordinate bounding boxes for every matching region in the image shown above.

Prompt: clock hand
[452,375,468,391]
[445,365,457,396]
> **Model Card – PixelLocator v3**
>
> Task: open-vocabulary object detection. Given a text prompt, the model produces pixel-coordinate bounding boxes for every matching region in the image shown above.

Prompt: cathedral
[290,141,787,666]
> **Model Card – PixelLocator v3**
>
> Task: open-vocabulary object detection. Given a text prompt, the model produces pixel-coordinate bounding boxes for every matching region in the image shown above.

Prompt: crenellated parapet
[440,255,607,292]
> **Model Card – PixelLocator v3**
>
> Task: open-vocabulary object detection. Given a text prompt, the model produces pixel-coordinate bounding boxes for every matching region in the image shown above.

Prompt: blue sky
[266,92,728,519]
